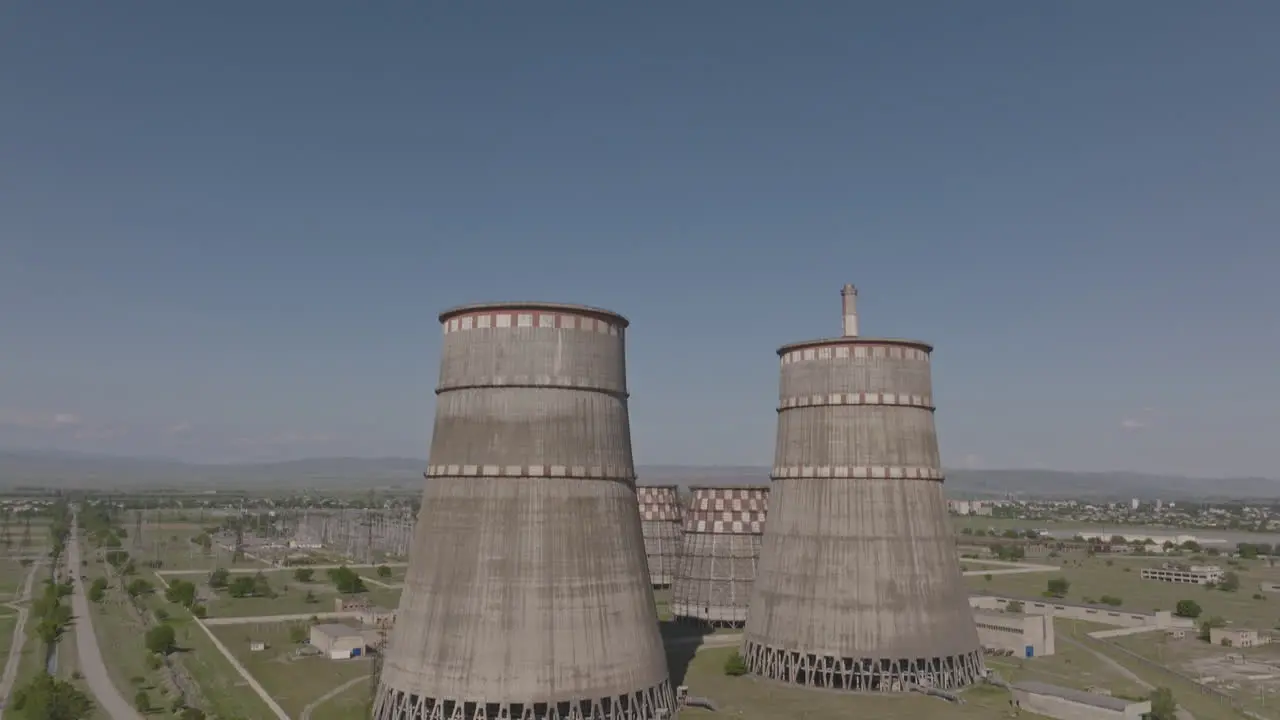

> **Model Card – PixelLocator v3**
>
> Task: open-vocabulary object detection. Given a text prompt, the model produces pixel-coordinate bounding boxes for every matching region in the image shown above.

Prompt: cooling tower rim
[635,483,681,491]
[688,484,771,492]
[776,336,932,356]
[439,301,629,328]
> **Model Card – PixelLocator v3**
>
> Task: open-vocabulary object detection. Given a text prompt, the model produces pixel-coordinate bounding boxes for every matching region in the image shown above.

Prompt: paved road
[0,561,42,717]
[67,524,144,720]
[159,561,407,576]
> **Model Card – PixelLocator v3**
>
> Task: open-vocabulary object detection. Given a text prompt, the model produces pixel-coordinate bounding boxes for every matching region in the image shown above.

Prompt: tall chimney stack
[841,284,859,337]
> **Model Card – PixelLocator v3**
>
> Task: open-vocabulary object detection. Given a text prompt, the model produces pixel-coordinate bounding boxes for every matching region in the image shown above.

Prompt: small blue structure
[352,648,363,658]
[1025,645,1034,658]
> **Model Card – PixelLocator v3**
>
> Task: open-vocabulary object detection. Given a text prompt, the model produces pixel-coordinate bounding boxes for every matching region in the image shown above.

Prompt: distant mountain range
[1,450,1277,500]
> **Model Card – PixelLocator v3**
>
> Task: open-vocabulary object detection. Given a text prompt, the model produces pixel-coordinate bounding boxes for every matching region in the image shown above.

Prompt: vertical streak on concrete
[743,288,984,692]
[374,303,672,720]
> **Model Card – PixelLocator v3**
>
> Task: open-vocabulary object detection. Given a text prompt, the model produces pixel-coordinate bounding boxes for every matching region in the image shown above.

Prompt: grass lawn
[675,645,1017,719]
[211,622,373,718]
[0,559,33,598]
[968,551,1280,627]
[984,619,1148,698]
[309,679,372,720]
[170,616,278,719]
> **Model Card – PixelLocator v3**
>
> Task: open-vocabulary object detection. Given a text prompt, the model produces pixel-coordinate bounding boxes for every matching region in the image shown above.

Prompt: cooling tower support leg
[371,679,675,720]
[742,641,985,692]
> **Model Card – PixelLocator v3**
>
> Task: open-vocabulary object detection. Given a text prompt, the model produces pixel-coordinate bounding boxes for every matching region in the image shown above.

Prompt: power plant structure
[373,302,673,720]
[742,284,985,691]
[636,485,684,588]
[671,485,769,627]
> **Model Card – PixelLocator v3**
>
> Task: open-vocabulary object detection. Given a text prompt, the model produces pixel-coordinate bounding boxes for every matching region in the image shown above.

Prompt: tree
[145,624,177,655]
[1006,600,1025,613]
[1149,687,1177,720]
[208,568,229,589]
[1099,595,1123,606]
[1238,543,1259,560]
[327,566,367,594]
[126,579,154,598]
[1174,599,1202,618]
[293,568,314,583]
[165,579,197,607]
[134,690,151,713]
[723,651,748,676]
[289,624,310,643]
[10,673,95,719]
[179,708,206,720]
[1045,577,1070,598]
[376,565,392,578]
[1218,572,1240,592]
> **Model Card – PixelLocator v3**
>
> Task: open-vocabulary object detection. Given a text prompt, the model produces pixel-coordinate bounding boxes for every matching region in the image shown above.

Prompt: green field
[211,622,374,718]
[676,645,1016,719]
[968,551,1280,626]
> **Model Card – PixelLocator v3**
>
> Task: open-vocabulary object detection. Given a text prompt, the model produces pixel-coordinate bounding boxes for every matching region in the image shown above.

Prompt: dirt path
[299,675,367,720]
[0,560,41,716]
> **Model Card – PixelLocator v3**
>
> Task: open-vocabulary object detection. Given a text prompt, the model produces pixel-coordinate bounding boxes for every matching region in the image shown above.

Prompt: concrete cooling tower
[670,486,769,627]
[636,485,683,587]
[742,284,984,692]
[373,302,673,720]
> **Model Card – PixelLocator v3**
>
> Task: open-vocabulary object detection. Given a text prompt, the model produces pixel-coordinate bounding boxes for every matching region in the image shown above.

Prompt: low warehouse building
[310,623,367,659]
[1012,681,1150,720]
[1209,627,1270,648]
[974,611,1055,657]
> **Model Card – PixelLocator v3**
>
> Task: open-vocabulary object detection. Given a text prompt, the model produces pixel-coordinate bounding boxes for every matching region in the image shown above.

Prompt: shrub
[723,651,748,676]
[1100,595,1123,606]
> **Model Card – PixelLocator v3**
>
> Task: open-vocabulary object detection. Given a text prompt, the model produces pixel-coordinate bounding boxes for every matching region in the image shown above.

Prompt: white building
[310,623,368,660]
[1141,564,1224,585]
[973,611,1055,657]
[1209,628,1270,648]
[1130,498,1139,511]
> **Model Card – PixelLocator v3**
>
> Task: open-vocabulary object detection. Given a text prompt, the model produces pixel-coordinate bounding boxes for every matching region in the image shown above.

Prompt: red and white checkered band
[683,511,767,535]
[780,344,930,365]
[778,392,934,410]
[769,465,943,480]
[636,486,682,521]
[443,310,622,336]
[636,486,680,504]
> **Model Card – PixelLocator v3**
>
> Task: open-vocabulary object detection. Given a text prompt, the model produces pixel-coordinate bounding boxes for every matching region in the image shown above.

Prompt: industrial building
[972,611,1055,657]
[1209,627,1270,648]
[671,485,768,627]
[743,285,985,692]
[1140,564,1224,585]
[310,623,368,660]
[372,302,673,720]
[1011,681,1151,720]
[636,485,683,587]
[969,595,1189,630]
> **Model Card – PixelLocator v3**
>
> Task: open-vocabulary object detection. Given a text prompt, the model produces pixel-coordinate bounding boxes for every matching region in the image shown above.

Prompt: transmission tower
[133,509,144,551]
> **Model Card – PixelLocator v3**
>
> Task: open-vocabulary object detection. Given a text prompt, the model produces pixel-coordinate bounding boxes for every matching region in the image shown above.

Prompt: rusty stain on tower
[742,284,985,692]
[636,485,683,588]
[671,485,769,627]
[373,302,673,720]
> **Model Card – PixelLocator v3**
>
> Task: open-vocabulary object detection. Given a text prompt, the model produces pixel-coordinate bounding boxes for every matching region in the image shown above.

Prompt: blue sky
[1,3,1276,476]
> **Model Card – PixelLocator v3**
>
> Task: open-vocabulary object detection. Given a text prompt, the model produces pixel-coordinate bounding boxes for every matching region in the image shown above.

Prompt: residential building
[1209,628,1270,648]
